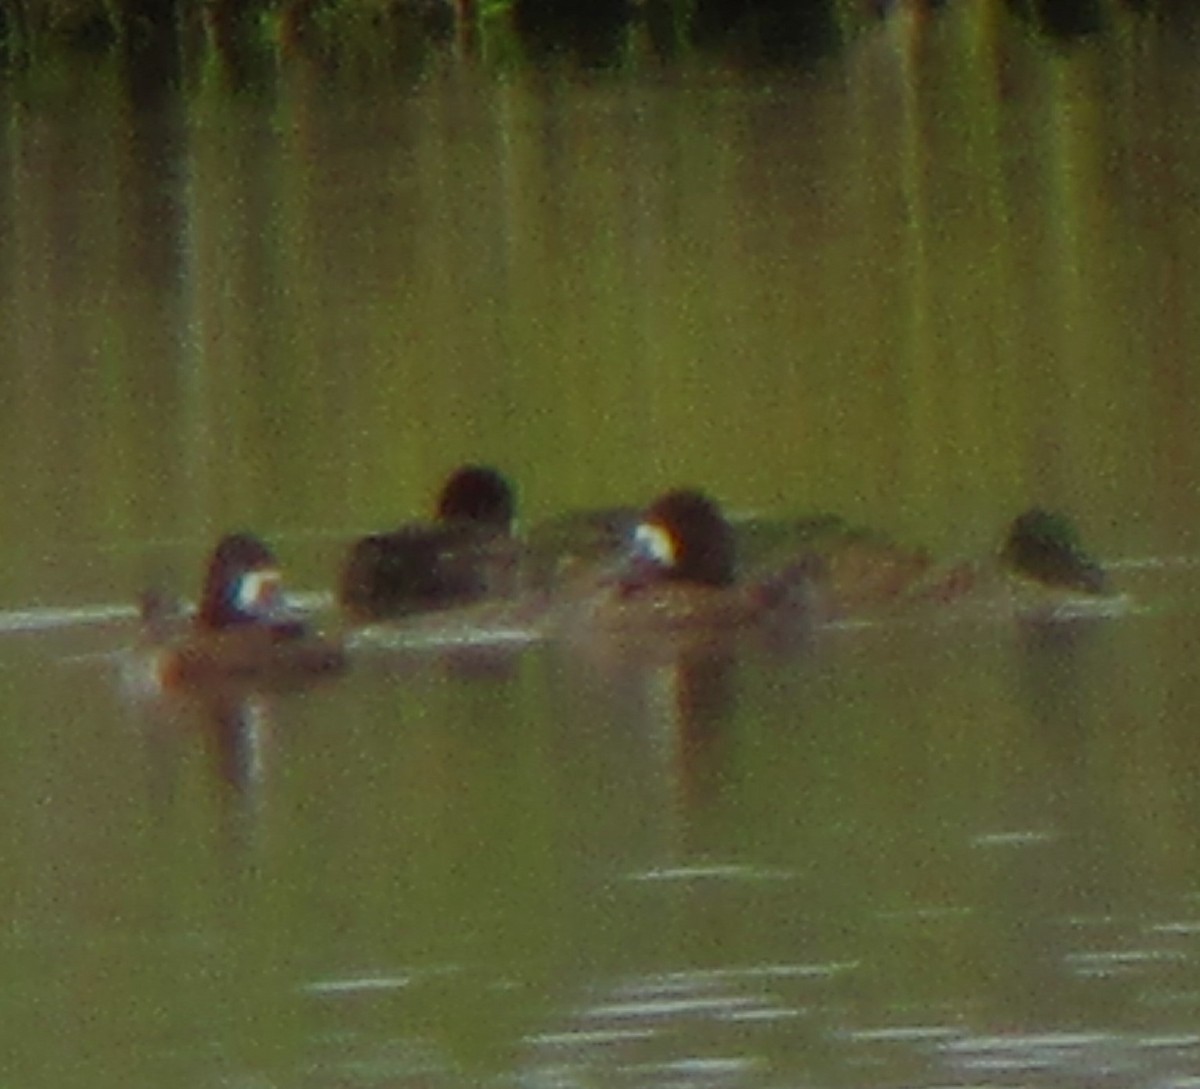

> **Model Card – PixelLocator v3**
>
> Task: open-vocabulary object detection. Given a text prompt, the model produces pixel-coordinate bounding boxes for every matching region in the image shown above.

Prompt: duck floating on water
[339,465,520,623]
[147,532,345,689]
[550,488,826,635]
[1000,507,1108,595]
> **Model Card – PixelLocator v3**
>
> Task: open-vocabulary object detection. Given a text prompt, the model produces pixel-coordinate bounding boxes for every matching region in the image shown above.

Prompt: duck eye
[633,522,676,568]
[235,569,282,614]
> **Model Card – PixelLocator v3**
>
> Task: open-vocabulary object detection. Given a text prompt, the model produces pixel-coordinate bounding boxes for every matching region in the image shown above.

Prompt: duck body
[339,465,520,624]
[760,515,936,618]
[341,522,517,622]
[568,577,764,633]
[156,620,346,689]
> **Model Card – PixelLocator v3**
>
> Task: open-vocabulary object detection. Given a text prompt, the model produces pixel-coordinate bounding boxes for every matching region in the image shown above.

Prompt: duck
[339,465,521,623]
[1000,507,1108,594]
[901,506,1115,619]
[553,488,825,634]
[148,532,346,689]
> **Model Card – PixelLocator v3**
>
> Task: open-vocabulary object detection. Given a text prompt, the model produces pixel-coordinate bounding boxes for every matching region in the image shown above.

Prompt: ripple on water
[830,1022,1200,1088]
[1064,947,1188,980]
[302,974,416,996]
[970,829,1058,849]
[520,963,844,1089]
[937,1030,1200,1085]
[1147,920,1200,936]
[625,863,801,884]
[0,604,137,633]
[301,963,464,998]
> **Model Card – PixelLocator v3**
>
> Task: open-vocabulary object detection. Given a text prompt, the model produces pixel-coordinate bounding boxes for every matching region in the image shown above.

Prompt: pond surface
[4,6,1200,1087]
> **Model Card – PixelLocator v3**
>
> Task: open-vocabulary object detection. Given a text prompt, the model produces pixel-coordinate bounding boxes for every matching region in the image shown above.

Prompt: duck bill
[232,568,307,628]
[615,550,667,593]
[612,520,676,593]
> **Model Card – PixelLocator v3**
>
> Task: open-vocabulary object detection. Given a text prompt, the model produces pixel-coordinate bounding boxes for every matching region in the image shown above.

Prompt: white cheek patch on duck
[633,522,677,569]
[235,568,283,616]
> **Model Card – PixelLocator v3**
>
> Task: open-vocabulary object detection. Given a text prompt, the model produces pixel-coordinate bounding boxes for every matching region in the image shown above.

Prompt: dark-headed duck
[1000,507,1107,594]
[909,507,1115,618]
[339,465,520,623]
[558,489,823,632]
[150,533,345,688]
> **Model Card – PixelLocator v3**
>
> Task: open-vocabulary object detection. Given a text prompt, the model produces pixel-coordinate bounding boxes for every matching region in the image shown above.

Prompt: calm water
[5,4,1200,1087]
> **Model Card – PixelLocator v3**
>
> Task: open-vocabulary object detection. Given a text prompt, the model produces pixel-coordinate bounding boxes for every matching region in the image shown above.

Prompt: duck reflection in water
[554,627,742,833]
[135,687,274,799]
[649,647,740,818]
[130,684,303,865]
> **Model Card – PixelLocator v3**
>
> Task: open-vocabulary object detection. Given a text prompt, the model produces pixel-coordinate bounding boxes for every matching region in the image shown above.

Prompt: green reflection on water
[2,12,1195,614]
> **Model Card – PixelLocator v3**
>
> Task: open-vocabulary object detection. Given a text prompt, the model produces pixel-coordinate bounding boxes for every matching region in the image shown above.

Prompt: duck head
[436,465,516,532]
[197,533,289,630]
[622,489,736,591]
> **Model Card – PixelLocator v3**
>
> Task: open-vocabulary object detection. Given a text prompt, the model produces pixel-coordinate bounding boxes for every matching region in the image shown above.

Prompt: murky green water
[5,5,1200,1087]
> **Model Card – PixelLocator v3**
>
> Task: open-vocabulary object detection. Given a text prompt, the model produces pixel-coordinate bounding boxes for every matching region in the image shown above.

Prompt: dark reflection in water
[667,650,739,816]
[1013,614,1105,760]
[132,685,283,865]
[203,693,274,806]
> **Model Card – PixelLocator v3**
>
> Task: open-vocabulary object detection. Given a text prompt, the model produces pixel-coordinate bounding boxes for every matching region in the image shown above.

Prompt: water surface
[3,7,1200,1087]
